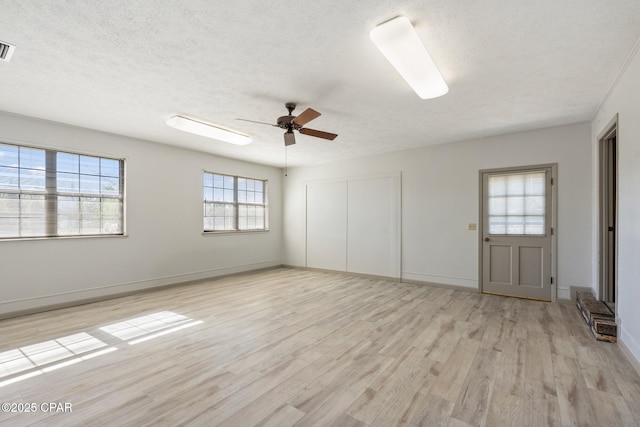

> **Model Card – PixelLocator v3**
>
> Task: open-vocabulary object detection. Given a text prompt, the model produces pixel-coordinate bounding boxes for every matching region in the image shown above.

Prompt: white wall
[0,112,282,317]
[592,42,640,366]
[284,122,593,298]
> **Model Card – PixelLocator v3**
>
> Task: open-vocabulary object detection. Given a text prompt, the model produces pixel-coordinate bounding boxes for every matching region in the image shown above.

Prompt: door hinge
[551,277,554,284]
[551,177,554,185]
[551,227,554,235]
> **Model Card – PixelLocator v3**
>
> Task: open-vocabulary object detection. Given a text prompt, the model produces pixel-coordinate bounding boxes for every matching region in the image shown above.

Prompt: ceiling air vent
[0,41,16,62]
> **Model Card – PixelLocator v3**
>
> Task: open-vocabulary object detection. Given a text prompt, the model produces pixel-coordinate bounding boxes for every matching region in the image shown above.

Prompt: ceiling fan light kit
[284,129,296,146]
[167,115,252,145]
[370,16,448,99]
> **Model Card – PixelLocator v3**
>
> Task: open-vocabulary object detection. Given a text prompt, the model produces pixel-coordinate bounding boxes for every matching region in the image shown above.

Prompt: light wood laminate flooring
[0,268,638,426]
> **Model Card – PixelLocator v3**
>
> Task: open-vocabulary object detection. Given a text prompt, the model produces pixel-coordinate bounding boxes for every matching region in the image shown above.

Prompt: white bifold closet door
[347,177,399,277]
[306,180,348,271]
[306,174,400,278]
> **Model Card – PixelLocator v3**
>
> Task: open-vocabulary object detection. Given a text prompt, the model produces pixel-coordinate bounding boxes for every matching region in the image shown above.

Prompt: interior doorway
[599,117,618,313]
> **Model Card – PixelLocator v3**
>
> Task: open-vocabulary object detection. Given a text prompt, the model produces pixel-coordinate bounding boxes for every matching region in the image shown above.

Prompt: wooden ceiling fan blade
[284,130,296,146]
[235,118,277,127]
[292,108,321,126]
[299,128,338,140]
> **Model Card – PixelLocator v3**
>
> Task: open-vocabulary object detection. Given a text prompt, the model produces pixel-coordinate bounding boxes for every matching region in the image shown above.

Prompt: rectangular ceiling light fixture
[0,41,16,62]
[167,115,252,145]
[370,16,448,99]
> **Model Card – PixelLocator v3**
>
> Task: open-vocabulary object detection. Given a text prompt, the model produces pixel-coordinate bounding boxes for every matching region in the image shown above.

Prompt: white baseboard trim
[401,272,478,289]
[557,287,570,300]
[401,278,480,293]
[619,326,640,377]
[283,265,400,282]
[0,261,281,319]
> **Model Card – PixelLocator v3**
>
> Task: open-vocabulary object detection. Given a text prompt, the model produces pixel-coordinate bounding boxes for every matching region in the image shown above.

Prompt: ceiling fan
[237,103,338,146]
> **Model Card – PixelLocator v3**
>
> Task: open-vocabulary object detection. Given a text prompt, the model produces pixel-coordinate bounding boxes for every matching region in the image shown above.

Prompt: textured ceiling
[1,1,639,167]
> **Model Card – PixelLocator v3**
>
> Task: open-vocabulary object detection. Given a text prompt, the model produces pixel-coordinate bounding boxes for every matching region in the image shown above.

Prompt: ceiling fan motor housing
[277,115,301,131]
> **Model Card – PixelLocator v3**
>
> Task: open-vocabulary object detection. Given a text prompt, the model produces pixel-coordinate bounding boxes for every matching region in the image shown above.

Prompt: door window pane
[488,171,546,235]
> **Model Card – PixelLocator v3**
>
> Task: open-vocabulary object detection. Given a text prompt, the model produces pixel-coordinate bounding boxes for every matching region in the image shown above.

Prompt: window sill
[202,229,269,236]
[0,234,128,243]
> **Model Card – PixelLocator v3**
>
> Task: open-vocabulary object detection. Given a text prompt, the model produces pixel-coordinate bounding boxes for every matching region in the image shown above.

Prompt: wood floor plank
[181,358,312,425]
[580,361,622,396]
[218,352,338,426]
[494,338,526,398]
[401,389,454,427]
[429,338,481,402]
[347,346,434,425]
[616,378,640,425]
[556,371,597,426]
[450,347,500,425]
[254,404,305,427]
[0,267,637,426]
[524,331,557,398]
[290,353,394,426]
[587,388,625,427]
[484,390,524,427]
[523,383,561,427]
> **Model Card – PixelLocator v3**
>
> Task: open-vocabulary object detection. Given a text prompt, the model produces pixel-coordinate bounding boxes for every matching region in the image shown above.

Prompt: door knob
[484,237,490,242]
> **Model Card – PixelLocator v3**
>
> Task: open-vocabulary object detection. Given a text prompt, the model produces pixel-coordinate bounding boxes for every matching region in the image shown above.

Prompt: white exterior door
[481,167,553,301]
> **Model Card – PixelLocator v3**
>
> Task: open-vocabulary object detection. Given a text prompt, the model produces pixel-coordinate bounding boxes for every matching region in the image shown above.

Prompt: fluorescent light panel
[370,16,448,99]
[167,115,251,145]
[0,41,16,62]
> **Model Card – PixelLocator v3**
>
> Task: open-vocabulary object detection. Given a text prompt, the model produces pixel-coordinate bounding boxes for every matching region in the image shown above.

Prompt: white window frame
[203,172,269,233]
[0,141,125,240]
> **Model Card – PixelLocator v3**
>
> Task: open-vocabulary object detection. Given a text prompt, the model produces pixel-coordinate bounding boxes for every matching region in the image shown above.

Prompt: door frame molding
[478,163,558,301]
[597,114,618,309]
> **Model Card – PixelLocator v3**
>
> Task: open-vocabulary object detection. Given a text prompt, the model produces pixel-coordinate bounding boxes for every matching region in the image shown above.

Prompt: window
[0,142,124,239]
[203,172,267,232]
[487,171,546,235]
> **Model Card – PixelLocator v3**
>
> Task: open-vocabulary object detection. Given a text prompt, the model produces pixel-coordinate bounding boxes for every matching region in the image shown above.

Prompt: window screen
[488,172,546,235]
[0,142,124,239]
[203,172,267,232]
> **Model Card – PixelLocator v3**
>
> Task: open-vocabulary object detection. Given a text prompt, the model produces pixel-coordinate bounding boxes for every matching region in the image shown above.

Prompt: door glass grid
[488,172,545,235]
